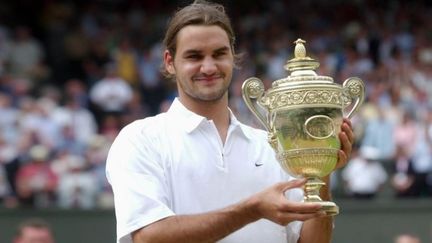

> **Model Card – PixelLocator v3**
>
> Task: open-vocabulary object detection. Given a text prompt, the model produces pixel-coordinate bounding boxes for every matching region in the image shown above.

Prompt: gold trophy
[242,39,365,215]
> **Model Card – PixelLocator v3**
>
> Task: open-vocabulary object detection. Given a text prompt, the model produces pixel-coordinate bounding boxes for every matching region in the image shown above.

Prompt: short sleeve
[106,122,174,243]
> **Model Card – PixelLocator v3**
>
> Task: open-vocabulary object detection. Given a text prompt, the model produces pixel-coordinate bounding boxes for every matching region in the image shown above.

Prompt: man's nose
[200,57,217,75]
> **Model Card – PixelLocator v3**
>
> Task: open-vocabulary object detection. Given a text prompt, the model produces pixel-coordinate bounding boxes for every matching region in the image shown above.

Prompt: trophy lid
[272,38,333,87]
[284,39,320,74]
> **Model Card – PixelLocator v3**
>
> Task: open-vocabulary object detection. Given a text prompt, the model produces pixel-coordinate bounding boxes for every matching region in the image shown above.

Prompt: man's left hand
[335,118,354,169]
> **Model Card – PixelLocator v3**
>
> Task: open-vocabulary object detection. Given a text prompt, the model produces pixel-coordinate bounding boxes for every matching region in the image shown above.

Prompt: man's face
[164,25,234,103]
[15,227,54,243]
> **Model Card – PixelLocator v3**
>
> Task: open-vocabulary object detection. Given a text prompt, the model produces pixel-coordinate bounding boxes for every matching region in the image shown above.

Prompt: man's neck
[179,95,230,143]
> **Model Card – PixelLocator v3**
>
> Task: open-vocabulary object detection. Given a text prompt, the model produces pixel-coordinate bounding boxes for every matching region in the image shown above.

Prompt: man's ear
[164,50,175,75]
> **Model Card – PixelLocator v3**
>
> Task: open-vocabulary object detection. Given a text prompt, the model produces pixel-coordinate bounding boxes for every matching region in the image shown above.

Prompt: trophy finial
[294,39,307,58]
[285,38,319,73]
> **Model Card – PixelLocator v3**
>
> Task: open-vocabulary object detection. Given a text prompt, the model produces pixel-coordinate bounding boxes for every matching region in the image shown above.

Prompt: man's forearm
[299,215,333,243]
[298,176,333,243]
[132,198,259,243]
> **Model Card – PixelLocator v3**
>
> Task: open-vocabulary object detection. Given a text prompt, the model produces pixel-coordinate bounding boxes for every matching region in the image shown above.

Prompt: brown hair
[162,0,240,78]
[15,218,52,237]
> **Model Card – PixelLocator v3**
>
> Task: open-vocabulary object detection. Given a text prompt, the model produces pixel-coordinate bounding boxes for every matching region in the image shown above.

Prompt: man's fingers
[339,131,352,157]
[276,178,307,192]
[336,150,348,169]
[280,201,322,213]
[342,117,352,128]
[278,211,327,224]
[342,118,354,144]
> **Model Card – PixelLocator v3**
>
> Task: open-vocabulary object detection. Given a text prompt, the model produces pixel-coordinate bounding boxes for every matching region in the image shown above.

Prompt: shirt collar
[167,98,253,140]
[167,98,206,133]
[228,108,254,140]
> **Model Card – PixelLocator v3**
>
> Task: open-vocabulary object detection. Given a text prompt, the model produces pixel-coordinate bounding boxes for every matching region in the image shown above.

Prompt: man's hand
[336,118,354,169]
[247,179,326,226]
[132,179,326,243]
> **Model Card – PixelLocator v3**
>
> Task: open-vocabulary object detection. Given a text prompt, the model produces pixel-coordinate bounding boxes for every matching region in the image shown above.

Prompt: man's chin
[193,91,227,102]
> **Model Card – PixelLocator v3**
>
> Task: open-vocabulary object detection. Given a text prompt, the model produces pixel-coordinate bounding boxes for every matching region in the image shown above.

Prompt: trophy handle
[241,77,270,131]
[342,77,365,119]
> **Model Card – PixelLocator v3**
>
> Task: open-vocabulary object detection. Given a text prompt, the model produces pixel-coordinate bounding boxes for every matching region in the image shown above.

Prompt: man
[106,1,354,243]
[394,234,421,243]
[13,218,55,243]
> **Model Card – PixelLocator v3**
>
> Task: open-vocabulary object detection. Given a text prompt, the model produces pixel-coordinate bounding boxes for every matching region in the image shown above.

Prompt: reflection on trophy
[242,39,365,216]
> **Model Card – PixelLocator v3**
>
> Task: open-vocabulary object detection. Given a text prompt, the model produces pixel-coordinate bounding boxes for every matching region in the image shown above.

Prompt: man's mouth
[193,75,224,83]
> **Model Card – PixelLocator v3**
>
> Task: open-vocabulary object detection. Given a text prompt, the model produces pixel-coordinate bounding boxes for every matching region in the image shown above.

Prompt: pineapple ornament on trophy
[242,39,365,216]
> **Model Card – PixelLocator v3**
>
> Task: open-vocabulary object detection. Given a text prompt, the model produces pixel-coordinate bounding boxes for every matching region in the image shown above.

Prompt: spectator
[342,146,388,199]
[0,162,11,201]
[361,106,396,163]
[52,96,97,146]
[15,145,58,208]
[13,218,55,243]
[111,38,139,87]
[56,155,98,209]
[137,46,166,115]
[0,132,18,206]
[409,110,432,196]
[17,98,61,150]
[391,146,417,197]
[89,63,133,119]
[0,26,11,76]
[0,92,19,143]
[63,78,90,109]
[85,135,113,208]
[394,234,421,243]
[394,111,418,157]
[6,26,48,84]
[120,90,150,126]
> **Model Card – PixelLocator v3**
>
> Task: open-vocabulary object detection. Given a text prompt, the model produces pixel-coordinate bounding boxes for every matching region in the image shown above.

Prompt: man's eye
[214,52,226,58]
[186,55,201,60]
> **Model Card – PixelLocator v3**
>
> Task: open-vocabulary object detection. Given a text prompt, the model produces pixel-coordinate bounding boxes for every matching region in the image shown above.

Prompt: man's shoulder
[119,113,169,138]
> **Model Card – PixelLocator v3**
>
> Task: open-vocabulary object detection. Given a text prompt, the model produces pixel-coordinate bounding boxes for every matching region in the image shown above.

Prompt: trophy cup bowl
[242,39,365,216]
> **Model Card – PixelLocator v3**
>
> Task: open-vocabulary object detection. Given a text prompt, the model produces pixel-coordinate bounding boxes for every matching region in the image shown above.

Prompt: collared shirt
[106,98,303,243]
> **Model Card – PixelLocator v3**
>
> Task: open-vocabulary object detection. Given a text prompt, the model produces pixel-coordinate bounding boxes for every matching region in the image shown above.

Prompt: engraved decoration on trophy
[242,39,365,215]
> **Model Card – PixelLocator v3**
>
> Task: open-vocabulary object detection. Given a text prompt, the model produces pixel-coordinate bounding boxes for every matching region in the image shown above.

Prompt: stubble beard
[178,76,231,103]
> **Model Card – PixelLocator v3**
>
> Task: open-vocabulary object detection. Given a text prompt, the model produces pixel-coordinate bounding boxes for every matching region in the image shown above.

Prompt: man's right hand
[133,178,325,243]
[247,178,326,226]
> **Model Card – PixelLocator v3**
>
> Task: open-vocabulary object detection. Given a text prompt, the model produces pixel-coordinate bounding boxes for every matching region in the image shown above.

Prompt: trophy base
[306,201,339,216]
[302,177,339,216]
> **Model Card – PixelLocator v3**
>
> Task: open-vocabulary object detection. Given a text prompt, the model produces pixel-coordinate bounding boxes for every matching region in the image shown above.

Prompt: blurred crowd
[0,0,431,209]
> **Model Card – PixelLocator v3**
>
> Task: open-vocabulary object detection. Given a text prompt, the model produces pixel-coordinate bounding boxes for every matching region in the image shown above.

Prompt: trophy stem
[304,177,339,216]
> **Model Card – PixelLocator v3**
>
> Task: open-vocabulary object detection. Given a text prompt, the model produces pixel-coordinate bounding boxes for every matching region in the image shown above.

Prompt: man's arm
[133,119,354,243]
[132,179,324,243]
[298,176,333,243]
[299,119,354,243]
[132,199,256,243]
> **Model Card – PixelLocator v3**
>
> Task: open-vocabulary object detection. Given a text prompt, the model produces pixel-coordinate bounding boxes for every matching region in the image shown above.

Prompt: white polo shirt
[106,98,303,243]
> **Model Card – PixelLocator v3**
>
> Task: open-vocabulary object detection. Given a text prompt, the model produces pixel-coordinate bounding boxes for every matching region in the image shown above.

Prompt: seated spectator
[56,155,97,209]
[52,96,97,146]
[342,146,388,199]
[409,110,432,197]
[0,163,10,201]
[85,135,114,208]
[15,145,58,208]
[392,146,417,197]
[89,63,133,121]
[360,106,396,163]
[7,26,49,83]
